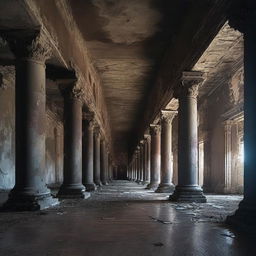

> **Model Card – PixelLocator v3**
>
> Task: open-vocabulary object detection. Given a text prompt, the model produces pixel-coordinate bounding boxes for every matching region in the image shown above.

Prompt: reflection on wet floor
[0,180,254,256]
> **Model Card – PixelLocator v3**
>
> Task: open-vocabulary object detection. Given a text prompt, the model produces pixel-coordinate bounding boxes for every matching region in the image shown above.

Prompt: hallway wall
[0,66,15,189]
[199,68,244,194]
[0,68,64,190]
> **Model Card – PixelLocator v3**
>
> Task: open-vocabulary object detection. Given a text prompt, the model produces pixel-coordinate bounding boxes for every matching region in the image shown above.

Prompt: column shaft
[3,32,58,210]
[100,139,108,185]
[82,116,96,191]
[156,111,177,193]
[94,128,102,186]
[57,87,89,199]
[140,143,144,183]
[143,138,150,184]
[170,72,206,202]
[147,125,161,190]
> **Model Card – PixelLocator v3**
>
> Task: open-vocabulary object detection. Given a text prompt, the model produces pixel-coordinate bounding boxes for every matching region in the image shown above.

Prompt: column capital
[94,125,101,138]
[70,86,85,102]
[144,134,151,143]
[150,124,161,136]
[175,71,204,99]
[60,85,84,103]
[161,110,178,124]
[2,29,52,62]
[83,112,95,130]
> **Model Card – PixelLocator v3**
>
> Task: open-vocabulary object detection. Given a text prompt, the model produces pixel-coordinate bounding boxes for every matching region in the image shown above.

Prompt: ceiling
[68,0,190,154]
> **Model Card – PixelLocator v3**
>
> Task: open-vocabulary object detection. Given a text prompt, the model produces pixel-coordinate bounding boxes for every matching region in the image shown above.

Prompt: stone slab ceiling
[68,0,187,152]
[193,23,243,99]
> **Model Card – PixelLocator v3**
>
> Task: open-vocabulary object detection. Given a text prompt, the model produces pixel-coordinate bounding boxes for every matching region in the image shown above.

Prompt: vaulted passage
[0,0,256,254]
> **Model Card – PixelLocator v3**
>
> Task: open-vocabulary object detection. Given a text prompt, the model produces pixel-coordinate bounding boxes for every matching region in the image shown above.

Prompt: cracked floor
[0,180,255,256]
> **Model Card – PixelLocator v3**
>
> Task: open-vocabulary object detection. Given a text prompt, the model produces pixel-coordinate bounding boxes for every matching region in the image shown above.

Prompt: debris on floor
[149,216,173,224]
[153,242,164,247]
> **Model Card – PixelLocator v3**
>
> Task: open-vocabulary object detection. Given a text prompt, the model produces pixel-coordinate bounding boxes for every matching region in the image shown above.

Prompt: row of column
[2,30,114,211]
[128,71,206,203]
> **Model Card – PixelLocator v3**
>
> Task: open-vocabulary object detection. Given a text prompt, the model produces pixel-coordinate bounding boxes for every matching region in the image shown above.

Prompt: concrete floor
[0,181,254,256]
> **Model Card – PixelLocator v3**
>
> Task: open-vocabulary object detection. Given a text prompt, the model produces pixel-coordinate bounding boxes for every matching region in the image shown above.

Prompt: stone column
[105,149,110,184]
[156,110,177,193]
[224,120,232,193]
[3,31,58,210]
[133,156,137,181]
[140,141,145,184]
[82,113,97,191]
[146,136,151,183]
[109,156,113,182]
[136,147,141,183]
[54,127,62,184]
[147,125,161,190]
[93,126,102,186]
[133,160,136,181]
[143,136,150,185]
[130,162,133,180]
[100,138,108,185]
[113,166,118,180]
[170,71,206,202]
[226,2,256,231]
[57,84,89,199]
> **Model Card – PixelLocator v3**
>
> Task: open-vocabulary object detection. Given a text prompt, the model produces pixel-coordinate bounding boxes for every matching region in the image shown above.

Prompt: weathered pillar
[54,127,62,184]
[133,160,136,181]
[146,135,151,183]
[82,113,97,191]
[93,126,102,186]
[3,31,58,210]
[130,162,133,180]
[147,125,161,190]
[105,149,110,183]
[57,83,89,199]
[140,141,145,184]
[223,120,232,193]
[156,110,177,193]
[170,71,206,202]
[133,156,137,181]
[109,156,113,181]
[108,156,112,181]
[128,164,131,180]
[226,1,256,232]
[143,135,150,185]
[100,138,108,185]
[136,147,141,183]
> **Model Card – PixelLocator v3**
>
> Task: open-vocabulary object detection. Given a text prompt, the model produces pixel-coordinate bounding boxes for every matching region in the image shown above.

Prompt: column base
[57,184,90,199]
[102,181,109,185]
[145,182,159,190]
[169,185,207,203]
[84,183,97,192]
[142,181,150,185]
[155,183,175,193]
[226,199,256,234]
[95,181,102,187]
[2,189,59,211]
